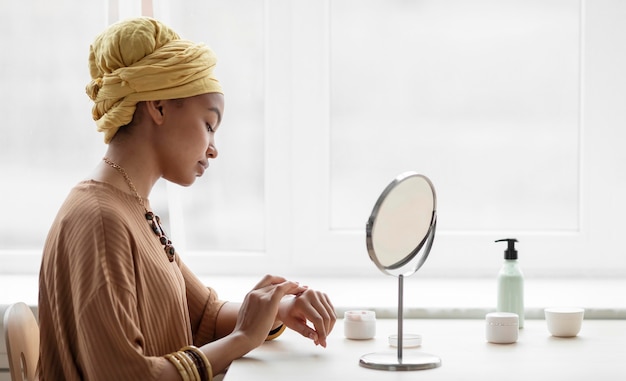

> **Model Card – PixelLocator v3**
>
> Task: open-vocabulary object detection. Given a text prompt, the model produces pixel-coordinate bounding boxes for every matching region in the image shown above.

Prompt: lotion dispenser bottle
[495,238,524,328]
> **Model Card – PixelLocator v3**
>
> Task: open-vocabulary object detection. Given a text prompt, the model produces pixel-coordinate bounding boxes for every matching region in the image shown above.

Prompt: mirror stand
[359,275,441,371]
[361,172,441,371]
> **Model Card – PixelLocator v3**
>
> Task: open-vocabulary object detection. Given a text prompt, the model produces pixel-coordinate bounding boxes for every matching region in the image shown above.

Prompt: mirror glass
[366,172,437,276]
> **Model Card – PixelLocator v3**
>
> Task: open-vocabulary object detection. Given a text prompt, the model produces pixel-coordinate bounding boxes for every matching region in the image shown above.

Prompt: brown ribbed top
[38,180,225,381]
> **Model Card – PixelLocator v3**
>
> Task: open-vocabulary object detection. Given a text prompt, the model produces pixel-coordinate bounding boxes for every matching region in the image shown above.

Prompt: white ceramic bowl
[544,307,585,337]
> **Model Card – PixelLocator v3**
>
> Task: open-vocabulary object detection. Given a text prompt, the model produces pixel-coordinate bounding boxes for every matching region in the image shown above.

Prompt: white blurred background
[1,0,625,279]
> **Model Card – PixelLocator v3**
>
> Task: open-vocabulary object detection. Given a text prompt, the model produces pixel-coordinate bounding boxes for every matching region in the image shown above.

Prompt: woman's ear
[145,100,166,124]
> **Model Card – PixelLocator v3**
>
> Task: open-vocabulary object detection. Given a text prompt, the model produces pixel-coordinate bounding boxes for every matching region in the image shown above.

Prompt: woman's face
[155,92,225,186]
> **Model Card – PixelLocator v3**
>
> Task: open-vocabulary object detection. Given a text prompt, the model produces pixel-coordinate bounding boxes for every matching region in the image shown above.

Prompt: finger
[312,293,336,347]
[308,309,331,348]
[290,319,321,346]
[253,274,287,290]
[294,284,309,297]
[273,281,307,300]
[303,291,335,331]
[321,293,337,334]
[292,301,330,347]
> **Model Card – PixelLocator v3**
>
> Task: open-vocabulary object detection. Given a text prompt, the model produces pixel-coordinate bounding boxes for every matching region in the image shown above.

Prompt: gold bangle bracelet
[176,351,200,381]
[266,324,286,341]
[165,353,191,381]
[183,349,207,381]
[182,345,213,381]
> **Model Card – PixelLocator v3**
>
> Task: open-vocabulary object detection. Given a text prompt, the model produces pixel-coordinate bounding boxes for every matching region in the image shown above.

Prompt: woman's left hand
[276,287,336,347]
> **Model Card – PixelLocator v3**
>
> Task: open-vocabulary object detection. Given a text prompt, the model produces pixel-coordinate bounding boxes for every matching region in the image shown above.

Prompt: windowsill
[1,274,624,319]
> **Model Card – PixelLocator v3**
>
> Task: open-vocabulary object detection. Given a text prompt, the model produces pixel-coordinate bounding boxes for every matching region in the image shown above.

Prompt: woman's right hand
[192,275,308,377]
[232,274,307,348]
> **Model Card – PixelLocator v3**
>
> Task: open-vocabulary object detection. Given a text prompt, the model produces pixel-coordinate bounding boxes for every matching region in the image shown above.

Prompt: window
[0,0,270,273]
[289,0,625,278]
[0,0,106,266]
[2,0,624,278]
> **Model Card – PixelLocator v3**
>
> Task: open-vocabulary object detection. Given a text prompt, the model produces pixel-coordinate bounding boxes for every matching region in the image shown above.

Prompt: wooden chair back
[3,302,39,381]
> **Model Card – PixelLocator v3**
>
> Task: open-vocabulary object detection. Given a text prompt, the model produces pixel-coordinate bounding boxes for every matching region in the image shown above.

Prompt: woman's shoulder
[44,180,146,270]
[71,179,132,200]
[65,179,138,211]
[55,180,143,230]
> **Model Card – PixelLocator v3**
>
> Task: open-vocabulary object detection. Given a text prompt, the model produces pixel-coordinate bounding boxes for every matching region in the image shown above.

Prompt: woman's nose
[207,143,218,159]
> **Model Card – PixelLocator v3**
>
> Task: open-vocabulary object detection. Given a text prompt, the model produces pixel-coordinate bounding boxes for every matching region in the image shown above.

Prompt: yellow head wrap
[86,17,223,143]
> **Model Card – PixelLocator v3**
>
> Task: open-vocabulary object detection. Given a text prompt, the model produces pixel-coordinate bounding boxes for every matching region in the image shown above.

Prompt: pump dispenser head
[495,238,518,260]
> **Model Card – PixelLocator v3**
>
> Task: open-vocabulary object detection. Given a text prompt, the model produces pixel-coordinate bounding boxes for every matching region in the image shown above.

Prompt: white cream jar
[344,310,376,340]
[486,312,519,344]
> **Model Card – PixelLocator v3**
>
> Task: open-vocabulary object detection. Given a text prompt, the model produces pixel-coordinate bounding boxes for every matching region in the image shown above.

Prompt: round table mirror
[366,172,437,276]
[360,172,442,371]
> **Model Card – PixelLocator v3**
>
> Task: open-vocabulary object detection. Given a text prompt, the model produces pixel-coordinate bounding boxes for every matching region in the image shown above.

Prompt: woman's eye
[206,123,214,133]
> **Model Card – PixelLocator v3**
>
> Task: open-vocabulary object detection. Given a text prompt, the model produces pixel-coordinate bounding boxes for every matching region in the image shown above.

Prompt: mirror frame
[365,172,438,276]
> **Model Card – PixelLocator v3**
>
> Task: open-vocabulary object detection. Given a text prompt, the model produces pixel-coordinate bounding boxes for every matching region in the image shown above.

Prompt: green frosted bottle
[495,239,524,328]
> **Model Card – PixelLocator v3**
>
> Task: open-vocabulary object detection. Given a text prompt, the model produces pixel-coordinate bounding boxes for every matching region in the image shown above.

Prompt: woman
[38,17,335,381]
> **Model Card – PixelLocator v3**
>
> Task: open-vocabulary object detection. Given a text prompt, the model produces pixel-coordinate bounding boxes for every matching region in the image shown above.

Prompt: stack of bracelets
[165,346,212,381]
[165,324,285,381]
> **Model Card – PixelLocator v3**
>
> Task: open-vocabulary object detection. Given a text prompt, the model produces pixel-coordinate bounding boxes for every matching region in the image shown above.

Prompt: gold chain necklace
[102,157,176,262]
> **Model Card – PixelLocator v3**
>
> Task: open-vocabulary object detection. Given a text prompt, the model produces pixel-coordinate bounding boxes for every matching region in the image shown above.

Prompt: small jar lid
[344,310,376,322]
[388,334,422,348]
[486,312,519,327]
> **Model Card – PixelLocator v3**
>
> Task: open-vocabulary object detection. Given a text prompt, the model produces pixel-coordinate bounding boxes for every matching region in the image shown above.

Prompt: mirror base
[359,352,442,371]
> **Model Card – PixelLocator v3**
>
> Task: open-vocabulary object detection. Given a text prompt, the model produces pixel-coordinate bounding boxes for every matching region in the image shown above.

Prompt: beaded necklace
[103,157,176,262]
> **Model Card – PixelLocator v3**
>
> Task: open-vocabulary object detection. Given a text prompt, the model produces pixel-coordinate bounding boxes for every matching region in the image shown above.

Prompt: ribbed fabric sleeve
[38,180,226,381]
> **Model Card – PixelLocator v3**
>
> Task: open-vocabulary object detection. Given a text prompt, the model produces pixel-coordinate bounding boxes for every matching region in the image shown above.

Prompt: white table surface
[224,318,626,380]
[2,275,625,380]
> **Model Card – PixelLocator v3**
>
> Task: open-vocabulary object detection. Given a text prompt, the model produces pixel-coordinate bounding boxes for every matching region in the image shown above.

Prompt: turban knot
[86,17,223,143]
